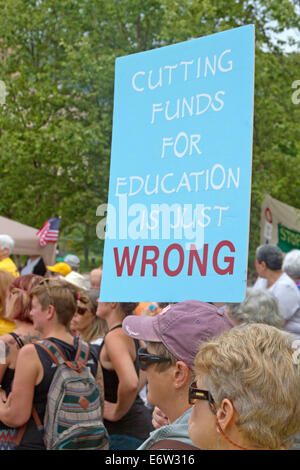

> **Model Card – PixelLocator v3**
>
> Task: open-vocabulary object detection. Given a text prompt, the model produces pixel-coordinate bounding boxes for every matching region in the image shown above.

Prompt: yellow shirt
[0,318,16,336]
[0,257,19,277]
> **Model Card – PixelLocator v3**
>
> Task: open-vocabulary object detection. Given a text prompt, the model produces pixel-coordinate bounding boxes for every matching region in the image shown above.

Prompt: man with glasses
[122,300,233,450]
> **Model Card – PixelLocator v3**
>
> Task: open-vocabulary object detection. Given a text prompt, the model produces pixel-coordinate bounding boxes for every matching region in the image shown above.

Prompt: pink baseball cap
[123,300,234,369]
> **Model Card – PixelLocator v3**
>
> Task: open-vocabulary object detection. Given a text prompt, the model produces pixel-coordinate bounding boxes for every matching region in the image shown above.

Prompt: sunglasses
[76,306,88,316]
[138,347,172,371]
[188,382,216,414]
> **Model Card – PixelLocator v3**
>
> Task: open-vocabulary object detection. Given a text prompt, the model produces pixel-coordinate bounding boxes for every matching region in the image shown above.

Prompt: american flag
[36,217,61,246]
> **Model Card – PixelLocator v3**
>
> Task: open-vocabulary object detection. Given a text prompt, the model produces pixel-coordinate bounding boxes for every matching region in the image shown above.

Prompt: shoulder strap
[37,338,90,372]
[108,324,123,334]
[149,439,199,451]
[36,339,68,366]
[104,324,122,342]
[9,332,25,349]
[74,337,90,366]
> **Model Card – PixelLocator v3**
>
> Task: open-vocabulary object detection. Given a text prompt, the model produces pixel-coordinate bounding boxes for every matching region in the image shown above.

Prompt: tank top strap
[108,324,123,333]
[104,323,123,340]
[9,331,25,349]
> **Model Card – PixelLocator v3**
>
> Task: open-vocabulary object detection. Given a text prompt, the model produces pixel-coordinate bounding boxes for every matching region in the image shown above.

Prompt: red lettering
[141,246,159,276]
[212,240,235,275]
[113,246,140,276]
[113,241,236,278]
[163,243,184,277]
[188,243,208,276]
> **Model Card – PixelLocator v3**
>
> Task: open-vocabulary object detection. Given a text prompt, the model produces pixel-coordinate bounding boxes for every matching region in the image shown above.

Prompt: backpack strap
[149,439,199,450]
[74,338,90,366]
[36,339,68,366]
[37,339,89,373]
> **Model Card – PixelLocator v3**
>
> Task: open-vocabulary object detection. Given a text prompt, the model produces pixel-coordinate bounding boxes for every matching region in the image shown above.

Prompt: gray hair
[256,244,283,270]
[226,287,284,328]
[196,324,300,449]
[282,249,300,279]
[0,235,15,255]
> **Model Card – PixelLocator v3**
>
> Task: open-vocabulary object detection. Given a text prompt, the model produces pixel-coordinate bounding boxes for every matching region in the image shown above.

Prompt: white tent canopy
[0,216,56,265]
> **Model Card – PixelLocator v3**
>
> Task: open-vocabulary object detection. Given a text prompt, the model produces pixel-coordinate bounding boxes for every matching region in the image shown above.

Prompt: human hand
[152,406,170,429]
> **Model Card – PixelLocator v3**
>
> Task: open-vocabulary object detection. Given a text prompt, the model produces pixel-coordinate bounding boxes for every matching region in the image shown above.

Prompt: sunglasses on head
[76,306,88,316]
[138,347,172,371]
[188,382,217,414]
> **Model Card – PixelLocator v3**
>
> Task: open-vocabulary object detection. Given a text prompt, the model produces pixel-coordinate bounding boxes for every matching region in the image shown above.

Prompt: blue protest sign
[99,25,255,302]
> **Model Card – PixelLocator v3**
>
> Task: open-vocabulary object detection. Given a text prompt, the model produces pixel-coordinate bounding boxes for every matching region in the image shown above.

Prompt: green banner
[278,224,300,252]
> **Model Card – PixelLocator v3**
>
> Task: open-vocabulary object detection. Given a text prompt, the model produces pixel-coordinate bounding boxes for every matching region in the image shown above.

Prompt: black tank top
[99,325,153,440]
[100,324,141,403]
[0,333,25,433]
[1,333,25,395]
[17,337,99,450]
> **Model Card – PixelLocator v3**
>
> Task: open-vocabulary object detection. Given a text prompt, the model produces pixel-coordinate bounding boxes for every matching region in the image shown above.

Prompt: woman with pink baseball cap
[123,300,233,450]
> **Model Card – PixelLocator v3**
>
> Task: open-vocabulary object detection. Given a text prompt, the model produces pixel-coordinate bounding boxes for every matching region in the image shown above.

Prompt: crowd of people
[0,233,299,451]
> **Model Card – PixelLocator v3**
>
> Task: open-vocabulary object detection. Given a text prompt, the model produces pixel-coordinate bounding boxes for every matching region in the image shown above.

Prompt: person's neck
[42,324,74,343]
[106,310,124,331]
[14,320,38,335]
[164,395,192,424]
[77,325,90,341]
[12,321,41,342]
[219,429,274,450]
[266,269,282,288]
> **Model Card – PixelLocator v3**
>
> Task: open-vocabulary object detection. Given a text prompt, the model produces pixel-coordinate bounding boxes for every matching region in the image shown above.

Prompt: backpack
[35,338,109,450]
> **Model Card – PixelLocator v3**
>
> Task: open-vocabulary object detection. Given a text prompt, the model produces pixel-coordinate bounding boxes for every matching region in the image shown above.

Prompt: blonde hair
[30,278,78,327]
[194,323,300,449]
[78,290,107,342]
[0,270,15,318]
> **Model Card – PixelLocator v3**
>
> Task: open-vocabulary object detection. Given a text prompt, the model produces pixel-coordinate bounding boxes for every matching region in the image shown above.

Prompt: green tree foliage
[0,0,299,263]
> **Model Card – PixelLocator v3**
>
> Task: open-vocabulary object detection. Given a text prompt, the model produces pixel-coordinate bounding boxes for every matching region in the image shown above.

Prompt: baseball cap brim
[123,315,161,342]
[46,265,58,272]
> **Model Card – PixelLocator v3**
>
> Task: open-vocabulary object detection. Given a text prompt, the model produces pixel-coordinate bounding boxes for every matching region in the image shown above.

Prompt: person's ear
[173,361,190,389]
[2,247,9,257]
[261,261,267,270]
[47,304,56,321]
[216,398,235,432]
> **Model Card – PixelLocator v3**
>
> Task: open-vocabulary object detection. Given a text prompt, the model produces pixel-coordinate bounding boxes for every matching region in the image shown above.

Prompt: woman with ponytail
[97,301,153,450]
